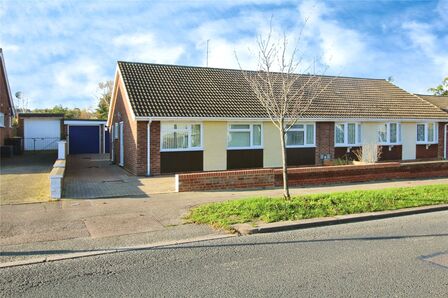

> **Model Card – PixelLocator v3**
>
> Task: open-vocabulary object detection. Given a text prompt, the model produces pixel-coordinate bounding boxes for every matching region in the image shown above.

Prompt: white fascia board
[106,67,119,127]
[0,50,16,116]
[64,120,106,126]
[107,66,136,126]
[135,116,448,123]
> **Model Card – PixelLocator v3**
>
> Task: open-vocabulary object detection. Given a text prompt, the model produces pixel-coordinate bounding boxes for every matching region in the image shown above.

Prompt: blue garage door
[69,126,100,154]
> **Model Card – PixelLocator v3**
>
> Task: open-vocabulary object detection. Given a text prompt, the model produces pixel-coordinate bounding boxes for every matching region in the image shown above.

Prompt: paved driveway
[63,154,174,199]
[0,152,57,204]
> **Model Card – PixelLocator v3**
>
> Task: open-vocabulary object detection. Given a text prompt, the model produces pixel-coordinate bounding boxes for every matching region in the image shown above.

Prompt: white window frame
[160,122,203,152]
[416,122,438,145]
[0,112,4,128]
[227,123,263,150]
[378,122,401,145]
[9,115,13,128]
[334,122,362,147]
[286,123,316,148]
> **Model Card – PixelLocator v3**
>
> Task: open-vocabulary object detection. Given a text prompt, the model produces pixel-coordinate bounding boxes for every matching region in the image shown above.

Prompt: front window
[0,112,4,128]
[378,122,401,145]
[286,123,315,147]
[161,123,202,151]
[416,123,437,144]
[335,123,362,146]
[228,124,262,149]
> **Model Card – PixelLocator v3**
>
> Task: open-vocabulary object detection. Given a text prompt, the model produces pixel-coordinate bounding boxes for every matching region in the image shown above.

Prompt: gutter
[134,116,448,123]
[147,120,152,176]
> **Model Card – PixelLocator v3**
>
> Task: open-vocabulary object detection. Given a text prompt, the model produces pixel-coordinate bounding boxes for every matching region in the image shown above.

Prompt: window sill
[161,148,203,152]
[227,147,263,150]
[334,144,361,148]
[286,145,316,148]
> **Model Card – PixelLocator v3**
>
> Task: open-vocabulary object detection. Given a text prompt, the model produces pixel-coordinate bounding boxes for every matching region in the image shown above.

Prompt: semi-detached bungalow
[107,61,448,176]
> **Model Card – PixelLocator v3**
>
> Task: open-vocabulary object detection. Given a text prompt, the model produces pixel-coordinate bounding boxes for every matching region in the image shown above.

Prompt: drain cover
[421,252,448,269]
[102,179,126,183]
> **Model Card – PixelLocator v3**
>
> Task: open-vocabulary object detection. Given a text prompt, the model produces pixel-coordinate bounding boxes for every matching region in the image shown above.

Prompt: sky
[1,0,447,110]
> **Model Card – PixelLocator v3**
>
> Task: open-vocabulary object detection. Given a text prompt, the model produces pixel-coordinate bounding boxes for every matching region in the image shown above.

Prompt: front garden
[185,184,448,231]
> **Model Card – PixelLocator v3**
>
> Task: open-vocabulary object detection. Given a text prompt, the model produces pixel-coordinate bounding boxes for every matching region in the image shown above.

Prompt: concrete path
[63,154,174,199]
[1,177,447,264]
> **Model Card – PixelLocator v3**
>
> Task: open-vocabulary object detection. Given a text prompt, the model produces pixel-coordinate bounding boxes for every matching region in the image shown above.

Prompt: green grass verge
[184,184,448,230]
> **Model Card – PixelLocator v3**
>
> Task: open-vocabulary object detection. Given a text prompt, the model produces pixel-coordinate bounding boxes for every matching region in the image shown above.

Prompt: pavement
[1,175,447,266]
[1,210,447,297]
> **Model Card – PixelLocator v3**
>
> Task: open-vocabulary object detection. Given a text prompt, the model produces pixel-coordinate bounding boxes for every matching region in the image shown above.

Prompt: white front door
[119,122,124,166]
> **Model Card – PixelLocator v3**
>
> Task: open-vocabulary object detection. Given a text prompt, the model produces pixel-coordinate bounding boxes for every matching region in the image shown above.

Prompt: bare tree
[236,24,333,199]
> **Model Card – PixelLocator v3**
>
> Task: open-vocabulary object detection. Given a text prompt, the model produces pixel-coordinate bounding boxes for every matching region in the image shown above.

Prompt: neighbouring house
[417,94,448,112]
[107,61,448,176]
[17,114,110,154]
[416,94,448,160]
[17,113,65,151]
[0,49,16,147]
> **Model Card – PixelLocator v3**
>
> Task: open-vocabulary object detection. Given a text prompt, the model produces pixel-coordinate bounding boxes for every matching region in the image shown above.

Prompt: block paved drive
[63,154,174,199]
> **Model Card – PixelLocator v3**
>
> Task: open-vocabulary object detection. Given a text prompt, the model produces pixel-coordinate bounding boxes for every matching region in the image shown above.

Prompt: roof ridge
[117,60,386,81]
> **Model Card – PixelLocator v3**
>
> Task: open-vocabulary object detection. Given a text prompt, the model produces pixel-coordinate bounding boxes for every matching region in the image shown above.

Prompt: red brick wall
[0,58,13,146]
[136,121,148,175]
[416,144,438,159]
[380,145,402,161]
[177,161,448,192]
[150,121,161,175]
[110,75,138,174]
[315,122,335,165]
[177,168,275,191]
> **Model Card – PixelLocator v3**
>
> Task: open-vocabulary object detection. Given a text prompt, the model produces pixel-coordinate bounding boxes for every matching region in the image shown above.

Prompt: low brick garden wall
[175,160,448,192]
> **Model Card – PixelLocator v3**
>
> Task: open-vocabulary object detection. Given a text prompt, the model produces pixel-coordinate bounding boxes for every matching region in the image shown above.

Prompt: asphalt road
[1,211,447,297]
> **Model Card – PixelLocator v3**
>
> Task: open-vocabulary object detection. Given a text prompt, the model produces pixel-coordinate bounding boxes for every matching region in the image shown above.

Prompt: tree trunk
[280,128,290,200]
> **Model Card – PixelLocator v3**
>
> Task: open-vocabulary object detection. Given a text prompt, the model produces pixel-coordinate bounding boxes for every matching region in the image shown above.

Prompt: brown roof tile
[118,61,448,120]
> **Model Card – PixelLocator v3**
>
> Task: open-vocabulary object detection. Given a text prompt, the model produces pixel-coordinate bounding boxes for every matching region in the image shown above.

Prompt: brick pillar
[438,122,447,159]
[150,121,161,175]
[315,122,335,165]
[135,121,148,175]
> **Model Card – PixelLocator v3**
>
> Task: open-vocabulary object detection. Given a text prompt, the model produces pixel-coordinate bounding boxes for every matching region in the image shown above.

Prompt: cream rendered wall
[401,123,417,160]
[203,121,227,171]
[263,122,282,168]
[361,122,381,162]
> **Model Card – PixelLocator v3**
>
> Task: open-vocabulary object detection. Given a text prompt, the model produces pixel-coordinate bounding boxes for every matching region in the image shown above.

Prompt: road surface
[1,211,447,297]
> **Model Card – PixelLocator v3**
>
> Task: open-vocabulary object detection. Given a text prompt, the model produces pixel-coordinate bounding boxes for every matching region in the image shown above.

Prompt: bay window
[378,122,401,145]
[286,123,315,147]
[228,124,262,149]
[416,123,437,144]
[161,123,202,151]
[335,123,362,146]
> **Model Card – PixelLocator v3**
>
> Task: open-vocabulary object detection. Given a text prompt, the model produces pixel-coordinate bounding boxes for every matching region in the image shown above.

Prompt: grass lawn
[185,184,448,231]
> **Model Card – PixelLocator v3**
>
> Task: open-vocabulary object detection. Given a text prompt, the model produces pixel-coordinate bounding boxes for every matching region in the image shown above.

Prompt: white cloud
[402,21,448,74]
[113,33,184,64]
[298,0,371,70]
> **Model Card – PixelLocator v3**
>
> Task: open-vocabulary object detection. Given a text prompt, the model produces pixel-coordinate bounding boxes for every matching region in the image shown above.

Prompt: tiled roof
[118,61,448,120]
[416,94,448,112]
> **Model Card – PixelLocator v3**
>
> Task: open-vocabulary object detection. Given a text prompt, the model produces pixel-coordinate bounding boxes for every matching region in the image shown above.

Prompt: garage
[20,114,63,151]
[65,120,108,154]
